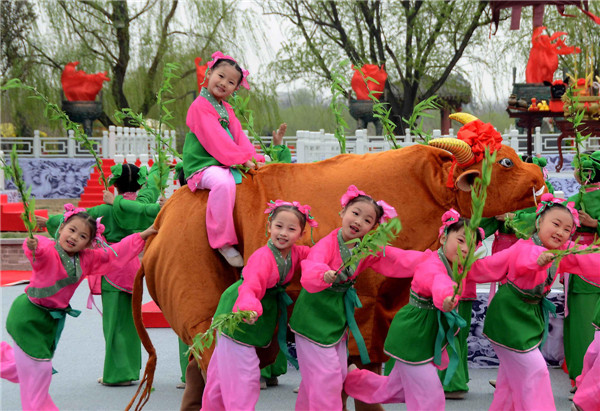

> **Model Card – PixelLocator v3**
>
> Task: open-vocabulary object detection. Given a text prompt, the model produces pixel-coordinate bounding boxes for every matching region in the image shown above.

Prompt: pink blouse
[23,234,145,309]
[233,244,310,317]
[300,228,426,293]
[186,95,265,166]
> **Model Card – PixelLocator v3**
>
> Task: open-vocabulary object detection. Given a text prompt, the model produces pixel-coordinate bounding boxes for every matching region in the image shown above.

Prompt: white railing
[2,126,599,163]
[0,126,177,159]
[292,127,600,163]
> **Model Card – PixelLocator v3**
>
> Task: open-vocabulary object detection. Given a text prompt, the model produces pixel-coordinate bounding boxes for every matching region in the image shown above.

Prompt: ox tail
[125,264,156,411]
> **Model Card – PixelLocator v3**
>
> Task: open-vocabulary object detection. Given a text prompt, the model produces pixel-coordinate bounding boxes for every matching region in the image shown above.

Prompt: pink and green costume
[183,87,265,249]
[564,183,600,382]
[202,242,310,410]
[344,248,471,410]
[1,233,145,410]
[468,235,600,411]
[572,298,600,410]
[288,228,425,411]
[45,165,163,385]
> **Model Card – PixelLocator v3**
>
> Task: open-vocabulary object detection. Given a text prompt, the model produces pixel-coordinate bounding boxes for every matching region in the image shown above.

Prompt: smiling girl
[288,185,425,410]
[183,51,265,267]
[202,200,317,410]
[0,205,156,410]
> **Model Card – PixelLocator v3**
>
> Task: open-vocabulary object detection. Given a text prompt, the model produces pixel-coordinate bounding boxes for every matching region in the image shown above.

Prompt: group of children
[1,49,599,411]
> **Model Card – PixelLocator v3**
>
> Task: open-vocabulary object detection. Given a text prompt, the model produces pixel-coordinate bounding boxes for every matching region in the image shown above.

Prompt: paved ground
[1,281,575,411]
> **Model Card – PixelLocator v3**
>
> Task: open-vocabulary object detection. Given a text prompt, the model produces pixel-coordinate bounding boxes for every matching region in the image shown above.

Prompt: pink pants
[295,334,348,411]
[202,336,260,411]
[573,331,600,411]
[189,166,237,249]
[490,343,555,411]
[344,359,444,410]
[0,341,58,411]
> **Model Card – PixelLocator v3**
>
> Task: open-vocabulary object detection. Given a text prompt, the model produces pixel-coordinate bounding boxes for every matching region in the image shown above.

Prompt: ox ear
[455,170,481,192]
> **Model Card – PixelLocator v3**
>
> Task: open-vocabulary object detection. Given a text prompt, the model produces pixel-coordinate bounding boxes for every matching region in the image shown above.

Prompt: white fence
[0,126,176,159]
[2,126,599,164]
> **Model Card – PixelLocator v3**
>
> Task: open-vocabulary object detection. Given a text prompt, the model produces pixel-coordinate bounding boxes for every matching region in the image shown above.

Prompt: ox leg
[180,357,206,411]
[343,359,385,411]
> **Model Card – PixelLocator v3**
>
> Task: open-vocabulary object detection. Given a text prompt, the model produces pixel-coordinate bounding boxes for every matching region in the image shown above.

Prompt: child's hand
[158,197,166,208]
[35,215,48,229]
[272,123,287,146]
[103,190,115,205]
[323,270,338,284]
[495,212,515,222]
[442,296,458,312]
[537,251,555,266]
[26,237,38,251]
[244,311,258,324]
[579,210,598,228]
[140,225,158,240]
[242,160,255,169]
[255,161,265,169]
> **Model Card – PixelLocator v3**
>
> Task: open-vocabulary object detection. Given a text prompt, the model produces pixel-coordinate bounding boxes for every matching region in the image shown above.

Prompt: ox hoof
[218,246,244,267]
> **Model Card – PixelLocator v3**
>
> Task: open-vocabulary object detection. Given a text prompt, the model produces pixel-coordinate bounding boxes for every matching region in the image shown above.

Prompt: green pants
[564,291,600,380]
[260,349,288,379]
[101,278,141,383]
[438,300,473,392]
[179,338,189,383]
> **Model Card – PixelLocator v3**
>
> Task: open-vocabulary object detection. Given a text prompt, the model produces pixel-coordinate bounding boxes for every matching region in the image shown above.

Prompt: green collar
[437,247,454,279]
[267,240,292,285]
[336,230,357,284]
[200,87,229,127]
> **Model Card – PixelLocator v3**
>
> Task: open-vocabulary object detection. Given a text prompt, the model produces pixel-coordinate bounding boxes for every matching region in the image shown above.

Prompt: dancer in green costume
[39,162,166,386]
[564,151,600,387]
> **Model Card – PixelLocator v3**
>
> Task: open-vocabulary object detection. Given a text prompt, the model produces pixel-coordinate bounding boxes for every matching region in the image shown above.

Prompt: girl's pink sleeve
[512,242,551,276]
[22,236,51,267]
[365,247,427,279]
[226,105,265,163]
[467,248,512,284]
[300,237,337,293]
[233,250,274,317]
[294,245,311,261]
[84,233,145,274]
[431,268,458,310]
[186,97,256,166]
[558,248,600,281]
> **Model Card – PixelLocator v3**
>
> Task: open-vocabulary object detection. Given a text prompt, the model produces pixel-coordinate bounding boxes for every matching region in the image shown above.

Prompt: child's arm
[365,247,428,279]
[467,246,513,283]
[110,195,161,232]
[232,250,275,318]
[557,247,600,281]
[300,237,338,293]
[186,100,259,166]
[226,106,266,164]
[85,226,156,271]
[22,235,51,266]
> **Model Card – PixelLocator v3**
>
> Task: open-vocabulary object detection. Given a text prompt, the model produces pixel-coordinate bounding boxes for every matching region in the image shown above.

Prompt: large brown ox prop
[128,118,547,409]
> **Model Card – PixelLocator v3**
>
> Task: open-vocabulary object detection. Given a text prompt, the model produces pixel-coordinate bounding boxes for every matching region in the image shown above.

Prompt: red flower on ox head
[456,120,503,164]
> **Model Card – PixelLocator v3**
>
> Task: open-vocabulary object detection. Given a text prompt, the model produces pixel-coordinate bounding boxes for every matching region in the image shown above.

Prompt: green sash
[335,230,370,365]
[200,88,242,183]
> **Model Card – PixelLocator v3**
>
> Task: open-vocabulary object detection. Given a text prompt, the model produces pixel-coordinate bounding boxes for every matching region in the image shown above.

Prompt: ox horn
[428,138,474,165]
[449,112,478,125]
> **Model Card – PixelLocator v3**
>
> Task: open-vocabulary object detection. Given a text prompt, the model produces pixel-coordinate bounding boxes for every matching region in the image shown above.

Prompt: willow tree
[264,0,503,132]
[20,0,265,128]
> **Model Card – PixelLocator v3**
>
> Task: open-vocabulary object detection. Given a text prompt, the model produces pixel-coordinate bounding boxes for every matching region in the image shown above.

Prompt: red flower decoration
[456,120,503,163]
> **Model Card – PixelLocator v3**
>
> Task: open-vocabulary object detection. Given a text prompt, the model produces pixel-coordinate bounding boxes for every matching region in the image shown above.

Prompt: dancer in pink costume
[288,185,426,411]
[183,51,264,267]
[344,209,485,410]
[571,299,600,411]
[0,205,157,410]
[470,193,600,411]
[202,200,317,410]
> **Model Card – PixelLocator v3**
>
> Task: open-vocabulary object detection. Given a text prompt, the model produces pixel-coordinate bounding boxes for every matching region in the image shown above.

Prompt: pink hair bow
[63,203,86,221]
[536,193,580,229]
[376,200,397,224]
[207,51,250,90]
[264,200,318,228]
[340,185,367,207]
[439,208,462,237]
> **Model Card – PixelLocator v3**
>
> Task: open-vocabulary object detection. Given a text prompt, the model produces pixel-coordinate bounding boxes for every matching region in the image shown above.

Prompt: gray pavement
[2,281,574,410]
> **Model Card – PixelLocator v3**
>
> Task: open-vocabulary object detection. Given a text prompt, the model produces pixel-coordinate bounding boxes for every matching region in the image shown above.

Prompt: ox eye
[499,158,513,168]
